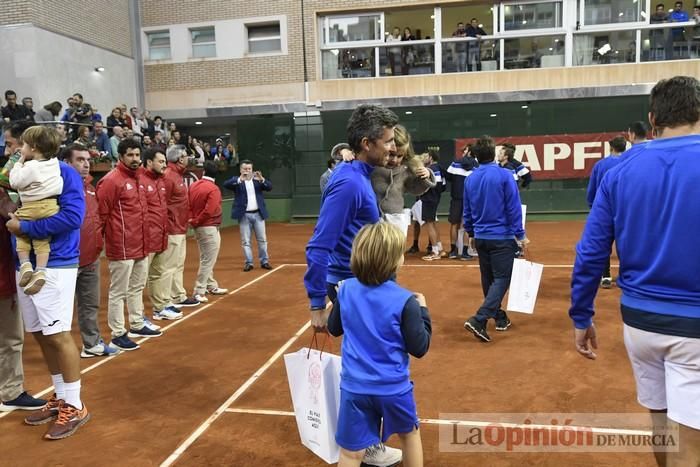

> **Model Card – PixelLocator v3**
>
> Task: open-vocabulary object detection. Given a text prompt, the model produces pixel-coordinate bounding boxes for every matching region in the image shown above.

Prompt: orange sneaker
[44,402,90,440]
[24,394,62,426]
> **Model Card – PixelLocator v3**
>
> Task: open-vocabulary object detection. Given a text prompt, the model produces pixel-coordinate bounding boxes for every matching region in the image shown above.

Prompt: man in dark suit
[223,160,272,271]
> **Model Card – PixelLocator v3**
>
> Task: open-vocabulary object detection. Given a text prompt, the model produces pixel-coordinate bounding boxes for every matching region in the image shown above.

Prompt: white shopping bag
[284,343,342,464]
[383,209,411,237]
[521,204,527,230]
[506,258,543,314]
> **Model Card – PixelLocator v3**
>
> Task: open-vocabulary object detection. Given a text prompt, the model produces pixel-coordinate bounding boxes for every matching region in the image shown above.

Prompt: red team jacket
[163,163,190,235]
[96,162,149,261]
[79,175,104,267]
[138,167,168,254]
[188,176,222,228]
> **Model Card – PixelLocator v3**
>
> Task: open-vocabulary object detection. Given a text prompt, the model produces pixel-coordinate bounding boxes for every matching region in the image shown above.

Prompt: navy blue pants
[474,239,518,323]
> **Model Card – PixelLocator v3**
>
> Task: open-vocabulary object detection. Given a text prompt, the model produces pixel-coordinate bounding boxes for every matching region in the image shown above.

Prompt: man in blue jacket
[463,135,527,343]
[223,160,272,272]
[570,76,700,466]
[303,103,400,467]
[6,125,89,439]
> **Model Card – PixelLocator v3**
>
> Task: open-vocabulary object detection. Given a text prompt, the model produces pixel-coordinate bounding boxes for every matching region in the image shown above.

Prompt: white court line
[223,408,651,437]
[0,264,288,420]
[283,263,619,269]
[160,320,312,467]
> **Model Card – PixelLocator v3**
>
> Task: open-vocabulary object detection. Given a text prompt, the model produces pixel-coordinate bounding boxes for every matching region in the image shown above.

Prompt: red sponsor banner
[455,133,628,180]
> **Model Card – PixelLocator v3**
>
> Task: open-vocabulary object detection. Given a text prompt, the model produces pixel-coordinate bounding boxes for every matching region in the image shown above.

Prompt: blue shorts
[335,386,420,451]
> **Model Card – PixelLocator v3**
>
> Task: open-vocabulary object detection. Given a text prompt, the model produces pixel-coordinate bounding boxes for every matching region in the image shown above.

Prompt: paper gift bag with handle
[284,334,342,464]
[506,258,543,314]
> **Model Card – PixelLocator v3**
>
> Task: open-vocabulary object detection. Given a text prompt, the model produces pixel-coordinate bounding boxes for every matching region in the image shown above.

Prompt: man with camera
[223,160,272,272]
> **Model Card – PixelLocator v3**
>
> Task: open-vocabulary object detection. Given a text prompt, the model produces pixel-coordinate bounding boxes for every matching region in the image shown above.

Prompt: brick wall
[0,0,132,57]
[141,0,305,90]
[0,0,31,26]
[32,0,132,57]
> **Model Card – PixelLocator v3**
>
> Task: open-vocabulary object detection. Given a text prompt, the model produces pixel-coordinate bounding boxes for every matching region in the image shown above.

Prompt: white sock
[51,374,65,400]
[63,380,82,410]
[432,245,440,255]
[436,242,443,251]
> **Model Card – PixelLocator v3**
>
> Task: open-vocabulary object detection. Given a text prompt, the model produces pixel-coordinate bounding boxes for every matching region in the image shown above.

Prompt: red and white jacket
[95,162,149,261]
[163,162,190,235]
[79,175,104,267]
[138,167,168,254]
[188,176,222,227]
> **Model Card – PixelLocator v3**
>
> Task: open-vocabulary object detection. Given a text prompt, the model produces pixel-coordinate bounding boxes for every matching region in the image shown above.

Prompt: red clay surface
[0,221,657,466]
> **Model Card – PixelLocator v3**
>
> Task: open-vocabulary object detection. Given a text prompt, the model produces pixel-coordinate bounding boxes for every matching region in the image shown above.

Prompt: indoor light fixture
[195,121,203,125]
[405,111,413,115]
[490,113,497,117]
[94,67,105,72]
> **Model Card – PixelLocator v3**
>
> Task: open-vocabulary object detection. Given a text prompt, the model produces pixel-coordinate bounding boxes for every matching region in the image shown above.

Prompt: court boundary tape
[282,263,619,268]
[0,264,288,420]
[160,320,312,467]
[222,407,652,437]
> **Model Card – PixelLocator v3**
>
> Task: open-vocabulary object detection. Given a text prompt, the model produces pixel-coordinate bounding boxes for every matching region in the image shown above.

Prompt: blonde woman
[370,125,435,236]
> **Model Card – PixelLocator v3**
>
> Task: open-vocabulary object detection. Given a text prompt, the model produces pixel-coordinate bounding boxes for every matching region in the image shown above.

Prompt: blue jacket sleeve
[462,177,474,236]
[400,297,432,358]
[328,298,344,337]
[504,175,525,240]
[20,163,85,238]
[222,176,240,190]
[586,164,599,208]
[260,179,272,192]
[304,178,358,308]
[569,175,615,329]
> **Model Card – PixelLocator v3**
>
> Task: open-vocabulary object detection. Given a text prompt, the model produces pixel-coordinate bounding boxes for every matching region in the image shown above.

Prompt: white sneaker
[81,340,121,358]
[143,317,161,331]
[207,287,228,295]
[153,306,183,321]
[362,443,402,466]
[194,294,209,303]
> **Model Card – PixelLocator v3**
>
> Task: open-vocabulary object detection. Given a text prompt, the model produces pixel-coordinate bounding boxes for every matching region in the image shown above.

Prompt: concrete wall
[0,25,138,116]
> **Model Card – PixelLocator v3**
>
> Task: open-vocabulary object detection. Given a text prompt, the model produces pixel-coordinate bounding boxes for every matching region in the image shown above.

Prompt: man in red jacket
[140,148,182,321]
[96,138,161,352]
[60,144,119,358]
[189,161,228,303]
[0,122,46,412]
[161,145,199,309]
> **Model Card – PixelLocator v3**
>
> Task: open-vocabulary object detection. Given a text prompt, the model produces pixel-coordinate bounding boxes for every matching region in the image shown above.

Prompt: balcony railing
[319,20,700,80]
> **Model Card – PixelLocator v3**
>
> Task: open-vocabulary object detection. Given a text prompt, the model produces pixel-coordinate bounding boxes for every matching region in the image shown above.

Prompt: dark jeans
[603,257,611,279]
[474,239,518,324]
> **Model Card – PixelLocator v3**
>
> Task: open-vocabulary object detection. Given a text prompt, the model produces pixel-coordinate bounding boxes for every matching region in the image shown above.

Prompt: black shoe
[425,245,433,256]
[406,245,419,255]
[261,263,273,270]
[600,277,612,289]
[448,248,458,259]
[495,310,512,331]
[243,264,254,272]
[464,317,491,342]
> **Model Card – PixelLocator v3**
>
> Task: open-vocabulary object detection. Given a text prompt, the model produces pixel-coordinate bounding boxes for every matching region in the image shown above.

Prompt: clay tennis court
[0,220,657,466]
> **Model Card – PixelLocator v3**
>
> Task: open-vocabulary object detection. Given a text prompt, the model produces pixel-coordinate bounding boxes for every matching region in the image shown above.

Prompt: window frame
[323,12,385,47]
[146,30,171,61]
[190,26,217,58]
[246,21,283,55]
[499,0,566,35]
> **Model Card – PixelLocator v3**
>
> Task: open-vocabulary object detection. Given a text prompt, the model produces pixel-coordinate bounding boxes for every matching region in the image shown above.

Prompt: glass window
[503,2,563,31]
[583,0,645,25]
[247,23,282,54]
[379,42,435,76]
[504,35,565,69]
[384,7,435,41]
[573,30,636,65]
[321,48,375,79]
[326,15,381,43]
[442,4,494,38]
[442,38,499,73]
[147,31,170,60]
[191,27,216,58]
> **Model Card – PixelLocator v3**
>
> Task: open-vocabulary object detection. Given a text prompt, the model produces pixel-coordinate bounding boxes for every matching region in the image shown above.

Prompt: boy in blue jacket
[570,76,700,466]
[463,136,527,343]
[329,222,431,467]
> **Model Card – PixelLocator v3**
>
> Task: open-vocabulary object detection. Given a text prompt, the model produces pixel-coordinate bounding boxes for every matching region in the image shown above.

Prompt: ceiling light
[224,132,231,136]
[405,111,413,115]
[195,121,202,125]
[490,113,497,117]
[522,20,527,24]
[94,66,105,72]
[521,105,529,109]
[430,15,435,19]
[619,12,624,16]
